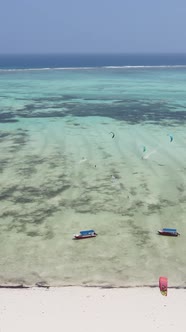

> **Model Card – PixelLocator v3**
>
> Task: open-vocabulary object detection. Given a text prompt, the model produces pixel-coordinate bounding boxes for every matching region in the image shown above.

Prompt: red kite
[159,276,168,296]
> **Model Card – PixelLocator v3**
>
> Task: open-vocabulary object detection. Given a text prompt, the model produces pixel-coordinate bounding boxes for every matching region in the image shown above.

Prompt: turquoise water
[0,67,186,286]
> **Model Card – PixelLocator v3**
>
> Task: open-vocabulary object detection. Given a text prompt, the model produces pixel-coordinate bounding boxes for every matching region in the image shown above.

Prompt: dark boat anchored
[158,228,180,237]
[73,229,97,240]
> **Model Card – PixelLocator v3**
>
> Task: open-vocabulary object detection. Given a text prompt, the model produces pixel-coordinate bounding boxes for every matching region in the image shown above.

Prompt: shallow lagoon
[0,67,186,286]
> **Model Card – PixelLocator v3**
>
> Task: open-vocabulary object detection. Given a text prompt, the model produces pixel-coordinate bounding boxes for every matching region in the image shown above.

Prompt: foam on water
[1,64,186,73]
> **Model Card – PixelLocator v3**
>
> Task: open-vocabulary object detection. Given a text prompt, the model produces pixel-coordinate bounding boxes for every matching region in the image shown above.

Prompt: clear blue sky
[0,0,186,54]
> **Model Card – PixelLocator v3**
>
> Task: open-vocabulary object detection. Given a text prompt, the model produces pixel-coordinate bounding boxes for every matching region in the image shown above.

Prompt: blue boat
[73,229,97,240]
[158,228,180,237]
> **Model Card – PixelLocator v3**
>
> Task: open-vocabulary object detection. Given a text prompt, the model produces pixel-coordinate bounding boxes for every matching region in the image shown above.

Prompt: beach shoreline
[0,61,186,332]
[0,286,186,332]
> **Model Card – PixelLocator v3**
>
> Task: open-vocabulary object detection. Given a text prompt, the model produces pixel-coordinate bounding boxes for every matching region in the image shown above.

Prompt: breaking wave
[1,65,186,73]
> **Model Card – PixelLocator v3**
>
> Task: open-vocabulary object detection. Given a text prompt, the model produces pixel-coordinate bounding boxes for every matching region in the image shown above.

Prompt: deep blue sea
[0,53,186,287]
[1,53,186,69]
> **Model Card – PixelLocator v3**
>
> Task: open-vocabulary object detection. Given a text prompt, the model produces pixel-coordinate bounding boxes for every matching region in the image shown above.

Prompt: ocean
[1,53,186,69]
[0,53,186,287]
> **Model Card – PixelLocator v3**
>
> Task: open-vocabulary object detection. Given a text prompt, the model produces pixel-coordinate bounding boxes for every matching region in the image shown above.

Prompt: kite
[110,132,115,139]
[168,134,173,142]
[169,135,173,142]
[159,276,168,296]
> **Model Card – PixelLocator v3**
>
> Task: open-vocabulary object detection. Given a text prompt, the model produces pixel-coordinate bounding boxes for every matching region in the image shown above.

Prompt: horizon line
[0,52,186,56]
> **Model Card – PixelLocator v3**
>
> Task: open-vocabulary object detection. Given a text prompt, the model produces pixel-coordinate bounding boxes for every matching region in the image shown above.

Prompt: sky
[0,0,186,54]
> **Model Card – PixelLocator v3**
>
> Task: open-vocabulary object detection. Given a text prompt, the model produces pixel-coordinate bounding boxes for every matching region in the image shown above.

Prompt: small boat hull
[73,234,97,240]
[73,230,97,240]
[158,231,179,237]
[158,228,180,237]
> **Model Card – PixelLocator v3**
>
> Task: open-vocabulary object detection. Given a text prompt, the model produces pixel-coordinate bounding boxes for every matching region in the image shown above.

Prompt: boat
[73,229,97,240]
[158,228,180,237]
[159,276,168,296]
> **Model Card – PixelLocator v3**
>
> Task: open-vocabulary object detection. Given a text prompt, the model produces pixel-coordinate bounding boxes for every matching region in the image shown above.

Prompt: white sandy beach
[0,287,186,332]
